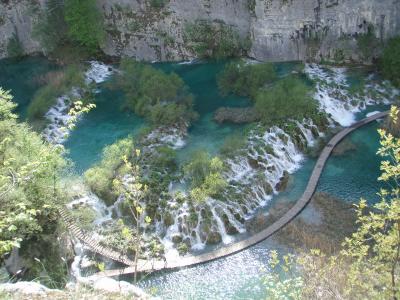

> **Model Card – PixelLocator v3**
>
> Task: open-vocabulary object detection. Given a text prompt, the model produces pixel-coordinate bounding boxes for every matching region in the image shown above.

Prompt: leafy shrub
[150,0,169,9]
[154,146,177,170]
[184,19,251,59]
[254,76,317,123]
[7,33,23,58]
[0,88,66,258]
[84,138,134,205]
[64,0,105,55]
[183,150,227,203]
[380,36,400,87]
[116,58,197,126]
[218,60,277,98]
[27,65,86,121]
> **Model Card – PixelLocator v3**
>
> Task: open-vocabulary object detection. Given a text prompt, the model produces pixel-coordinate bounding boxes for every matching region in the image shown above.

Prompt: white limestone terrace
[42,61,114,144]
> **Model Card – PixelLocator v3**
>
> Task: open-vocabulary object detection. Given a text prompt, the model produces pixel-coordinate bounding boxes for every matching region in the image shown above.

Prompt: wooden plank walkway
[59,208,136,266]
[62,111,388,278]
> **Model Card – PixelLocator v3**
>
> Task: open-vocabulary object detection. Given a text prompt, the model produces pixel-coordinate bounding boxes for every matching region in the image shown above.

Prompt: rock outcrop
[0,0,399,62]
[214,107,259,124]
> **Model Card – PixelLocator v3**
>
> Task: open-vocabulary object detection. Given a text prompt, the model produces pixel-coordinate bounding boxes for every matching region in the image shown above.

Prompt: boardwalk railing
[61,111,388,277]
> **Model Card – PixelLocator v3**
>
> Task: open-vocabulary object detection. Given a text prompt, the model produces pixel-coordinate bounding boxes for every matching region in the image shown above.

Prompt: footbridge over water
[60,111,388,277]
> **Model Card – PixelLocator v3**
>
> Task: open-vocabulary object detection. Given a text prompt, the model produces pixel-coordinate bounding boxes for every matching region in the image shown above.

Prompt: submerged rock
[206,232,222,245]
[275,171,290,192]
[332,139,356,156]
[214,107,259,124]
[245,213,268,234]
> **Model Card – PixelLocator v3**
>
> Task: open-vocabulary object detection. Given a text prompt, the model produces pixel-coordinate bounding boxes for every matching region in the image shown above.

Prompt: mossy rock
[171,234,183,244]
[332,139,356,156]
[222,214,239,235]
[275,170,290,192]
[206,231,222,245]
[248,157,261,169]
[245,213,268,234]
[163,212,174,227]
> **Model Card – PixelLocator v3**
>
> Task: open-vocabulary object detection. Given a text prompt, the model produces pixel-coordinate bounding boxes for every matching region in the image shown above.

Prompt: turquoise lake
[0,57,388,299]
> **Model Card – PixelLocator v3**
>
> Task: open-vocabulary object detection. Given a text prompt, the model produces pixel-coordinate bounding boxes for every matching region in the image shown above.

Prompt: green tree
[64,0,105,54]
[27,64,87,122]
[183,150,227,203]
[112,151,152,283]
[254,76,317,123]
[381,37,400,87]
[116,58,197,126]
[0,88,66,258]
[84,137,134,205]
[218,61,277,98]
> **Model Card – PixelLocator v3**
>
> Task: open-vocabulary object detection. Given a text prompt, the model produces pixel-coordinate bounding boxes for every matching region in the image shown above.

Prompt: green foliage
[254,76,317,123]
[381,36,400,87]
[112,150,152,283]
[116,58,197,126]
[64,0,105,55]
[0,88,66,258]
[247,0,256,15]
[27,65,86,121]
[217,61,277,98]
[333,48,345,63]
[150,0,169,9]
[265,106,400,299]
[220,133,247,157]
[184,19,250,59]
[357,24,380,61]
[154,146,177,170]
[7,33,23,58]
[33,0,69,53]
[183,150,227,203]
[84,138,134,205]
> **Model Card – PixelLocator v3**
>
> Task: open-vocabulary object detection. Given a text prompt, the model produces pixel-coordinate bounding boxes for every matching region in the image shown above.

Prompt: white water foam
[305,63,398,127]
[42,61,113,144]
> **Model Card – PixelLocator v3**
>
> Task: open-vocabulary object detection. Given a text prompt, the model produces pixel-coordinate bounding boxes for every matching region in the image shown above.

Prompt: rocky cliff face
[1,0,399,62]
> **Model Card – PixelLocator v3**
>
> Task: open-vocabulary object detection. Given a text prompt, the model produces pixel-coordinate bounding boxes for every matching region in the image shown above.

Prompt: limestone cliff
[0,0,399,62]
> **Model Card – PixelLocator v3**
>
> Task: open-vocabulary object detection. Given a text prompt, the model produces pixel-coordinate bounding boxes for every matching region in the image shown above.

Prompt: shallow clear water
[0,57,59,118]
[64,87,145,173]
[0,57,389,299]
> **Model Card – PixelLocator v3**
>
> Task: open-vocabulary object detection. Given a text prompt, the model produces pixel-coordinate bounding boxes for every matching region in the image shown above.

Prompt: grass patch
[27,65,86,122]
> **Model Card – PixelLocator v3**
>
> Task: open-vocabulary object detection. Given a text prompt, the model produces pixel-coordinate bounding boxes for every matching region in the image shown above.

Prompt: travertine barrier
[62,111,388,277]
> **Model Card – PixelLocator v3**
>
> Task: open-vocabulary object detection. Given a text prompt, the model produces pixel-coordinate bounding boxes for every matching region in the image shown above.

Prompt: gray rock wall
[0,0,45,59]
[0,0,399,62]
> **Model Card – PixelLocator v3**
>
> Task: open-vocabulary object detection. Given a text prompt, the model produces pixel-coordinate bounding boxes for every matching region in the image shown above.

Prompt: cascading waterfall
[305,63,398,126]
[157,122,319,258]
[42,61,113,144]
[68,62,399,266]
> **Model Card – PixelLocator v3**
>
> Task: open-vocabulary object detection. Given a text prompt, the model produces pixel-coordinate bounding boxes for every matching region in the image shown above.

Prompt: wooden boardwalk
[59,208,136,266]
[62,111,388,277]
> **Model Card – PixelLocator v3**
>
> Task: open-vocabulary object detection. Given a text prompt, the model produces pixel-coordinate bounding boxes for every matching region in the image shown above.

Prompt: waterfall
[42,61,113,144]
[305,63,398,127]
